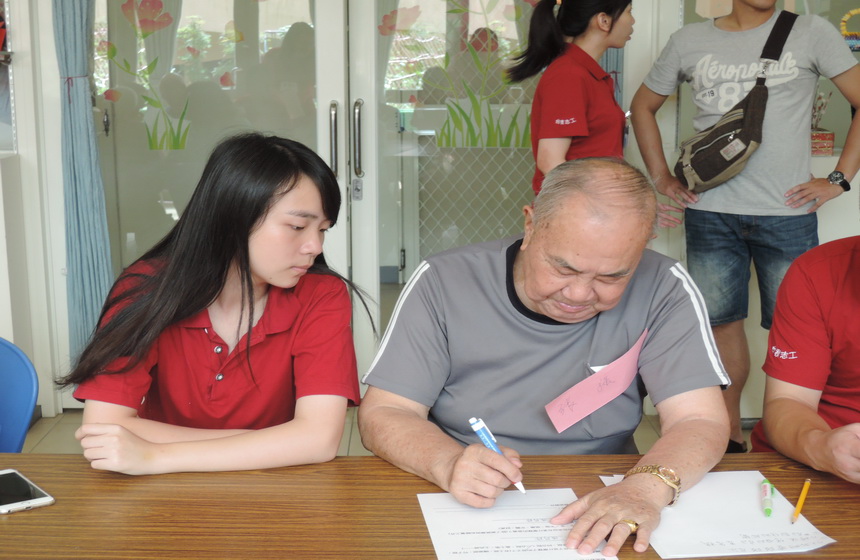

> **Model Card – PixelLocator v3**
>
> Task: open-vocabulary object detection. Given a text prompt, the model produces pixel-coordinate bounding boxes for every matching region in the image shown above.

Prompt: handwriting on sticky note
[545,330,647,433]
[596,376,615,392]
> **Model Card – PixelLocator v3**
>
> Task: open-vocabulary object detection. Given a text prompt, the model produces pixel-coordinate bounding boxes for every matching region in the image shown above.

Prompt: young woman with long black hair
[60,133,364,475]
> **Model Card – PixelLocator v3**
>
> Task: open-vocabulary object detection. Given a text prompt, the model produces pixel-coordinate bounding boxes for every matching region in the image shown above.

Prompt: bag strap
[760,11,798,62]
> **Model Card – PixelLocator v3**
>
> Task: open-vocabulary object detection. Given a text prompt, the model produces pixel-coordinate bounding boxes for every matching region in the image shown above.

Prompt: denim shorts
[684,209,818,329]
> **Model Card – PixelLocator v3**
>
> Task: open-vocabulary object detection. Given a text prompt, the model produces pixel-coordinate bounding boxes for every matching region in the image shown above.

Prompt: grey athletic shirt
[363,238,729,455]
[644,11,857,216]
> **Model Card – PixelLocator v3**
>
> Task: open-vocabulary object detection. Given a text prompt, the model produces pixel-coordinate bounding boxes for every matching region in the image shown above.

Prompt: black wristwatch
[827,170,851,192]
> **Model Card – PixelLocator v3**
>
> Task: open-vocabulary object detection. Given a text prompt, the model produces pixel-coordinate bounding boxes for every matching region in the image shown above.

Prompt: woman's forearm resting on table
[78,395,349,474]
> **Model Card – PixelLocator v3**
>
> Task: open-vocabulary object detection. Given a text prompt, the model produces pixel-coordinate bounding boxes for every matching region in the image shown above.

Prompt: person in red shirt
[507,0,634,196]
[751,236,860,484]
[59,133,364,475]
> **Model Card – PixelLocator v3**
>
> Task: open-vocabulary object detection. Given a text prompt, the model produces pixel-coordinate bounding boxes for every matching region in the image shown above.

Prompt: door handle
[352,99,364,178]
[329,101,338,177]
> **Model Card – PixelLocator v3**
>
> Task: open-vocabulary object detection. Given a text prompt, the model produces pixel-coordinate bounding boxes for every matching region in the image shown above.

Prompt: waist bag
[674,11,798,193]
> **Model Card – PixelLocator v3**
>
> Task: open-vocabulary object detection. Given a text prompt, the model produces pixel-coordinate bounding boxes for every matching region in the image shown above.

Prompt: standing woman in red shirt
[59,133,366,475]
[508,0,634,196]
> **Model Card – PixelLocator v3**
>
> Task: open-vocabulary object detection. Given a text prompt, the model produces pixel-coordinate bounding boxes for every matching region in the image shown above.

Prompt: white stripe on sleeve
[669,263,730,385]
[362,261,432,382]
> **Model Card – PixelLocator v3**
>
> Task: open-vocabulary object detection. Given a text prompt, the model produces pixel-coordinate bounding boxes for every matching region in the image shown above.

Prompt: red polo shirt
[751,237,860,452]
[75,265,360,430]
[530,44,625,195]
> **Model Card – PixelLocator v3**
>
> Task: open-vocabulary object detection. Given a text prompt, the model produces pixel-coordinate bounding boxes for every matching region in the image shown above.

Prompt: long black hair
[60,133,369,386]
[507,0,631,83]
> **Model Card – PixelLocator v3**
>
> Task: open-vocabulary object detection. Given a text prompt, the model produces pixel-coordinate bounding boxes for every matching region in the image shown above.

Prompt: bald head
[516,159,658,323]
[533,158,657,233]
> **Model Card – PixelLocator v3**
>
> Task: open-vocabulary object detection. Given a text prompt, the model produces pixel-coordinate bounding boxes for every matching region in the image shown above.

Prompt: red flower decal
[97,41,117,59]
[121,0,174,39]
[104,89,122,102]
[219,72,235,88]
[186,46,200,58]
[377,6,421,36]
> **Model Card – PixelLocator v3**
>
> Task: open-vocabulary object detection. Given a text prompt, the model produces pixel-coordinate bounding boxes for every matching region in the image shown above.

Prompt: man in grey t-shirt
[630,0,860,453]
[359,158,730,557]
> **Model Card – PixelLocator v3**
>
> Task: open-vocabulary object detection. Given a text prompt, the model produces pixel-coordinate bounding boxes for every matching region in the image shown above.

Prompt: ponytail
[507,0,566,83]
[507,0,632,83]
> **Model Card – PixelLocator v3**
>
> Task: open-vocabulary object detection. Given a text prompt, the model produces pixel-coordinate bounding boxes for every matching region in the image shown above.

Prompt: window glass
[0,1,13,151]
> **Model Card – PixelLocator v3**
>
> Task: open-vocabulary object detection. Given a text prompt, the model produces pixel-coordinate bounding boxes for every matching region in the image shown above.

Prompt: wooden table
[1,453,857,559]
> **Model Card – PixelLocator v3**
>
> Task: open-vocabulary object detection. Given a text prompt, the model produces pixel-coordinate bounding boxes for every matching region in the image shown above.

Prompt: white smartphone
[0,469,55,514]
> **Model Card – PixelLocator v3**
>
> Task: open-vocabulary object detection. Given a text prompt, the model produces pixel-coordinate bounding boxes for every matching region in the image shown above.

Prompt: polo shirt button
[215,373,224,381]
[214,345,223,354]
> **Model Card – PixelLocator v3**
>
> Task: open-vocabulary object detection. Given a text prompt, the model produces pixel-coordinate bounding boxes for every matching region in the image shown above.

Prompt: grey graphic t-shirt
[644,11,857,215]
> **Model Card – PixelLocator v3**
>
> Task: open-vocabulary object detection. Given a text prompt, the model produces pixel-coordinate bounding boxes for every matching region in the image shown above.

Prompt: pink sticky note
[545,330,648,433]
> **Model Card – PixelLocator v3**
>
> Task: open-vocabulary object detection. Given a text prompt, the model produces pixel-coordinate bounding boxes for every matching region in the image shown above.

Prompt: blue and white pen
[469,417,526,493]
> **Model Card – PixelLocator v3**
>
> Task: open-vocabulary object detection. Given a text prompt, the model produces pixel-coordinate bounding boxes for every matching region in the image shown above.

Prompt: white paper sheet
[417,488,616,559]
[601,470,835,558]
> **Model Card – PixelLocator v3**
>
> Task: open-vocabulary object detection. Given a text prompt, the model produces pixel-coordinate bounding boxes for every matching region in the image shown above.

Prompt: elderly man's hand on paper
[549,474,672,556]
[443,444,524,508]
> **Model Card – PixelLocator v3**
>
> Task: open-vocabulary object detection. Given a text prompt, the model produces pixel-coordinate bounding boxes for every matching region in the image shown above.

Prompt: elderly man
[359,158,730,556]
[751,236,860,484]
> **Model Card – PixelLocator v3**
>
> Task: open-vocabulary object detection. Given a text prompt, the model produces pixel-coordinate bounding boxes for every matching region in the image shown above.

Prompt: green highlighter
[760,478,774,517]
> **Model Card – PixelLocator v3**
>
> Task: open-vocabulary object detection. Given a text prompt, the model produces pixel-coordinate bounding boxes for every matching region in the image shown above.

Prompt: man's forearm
[763,397,832,471]
[358,406,465,490]
[640,417,727,489]
[834,110,860,182]
[630,109,672,184]
[831,65,860,182]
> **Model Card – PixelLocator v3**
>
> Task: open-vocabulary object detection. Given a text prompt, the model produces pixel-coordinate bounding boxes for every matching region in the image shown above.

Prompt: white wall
[0,154,14,341]
[0,0,68,416]
[624,0,685,261]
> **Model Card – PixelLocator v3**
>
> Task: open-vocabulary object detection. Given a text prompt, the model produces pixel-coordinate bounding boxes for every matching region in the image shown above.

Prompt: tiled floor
[26,409,683,456]
[23,410,87,454]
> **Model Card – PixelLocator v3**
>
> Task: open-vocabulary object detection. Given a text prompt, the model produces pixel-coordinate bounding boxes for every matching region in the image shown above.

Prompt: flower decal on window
[121,0,174,39]
[104,1,189,149]
[378,6,421,36]
[219,72,235,88]
[224,21,245,43]
[97,41,117,60]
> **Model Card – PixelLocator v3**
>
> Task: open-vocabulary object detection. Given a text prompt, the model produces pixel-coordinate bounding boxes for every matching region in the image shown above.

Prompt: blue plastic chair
[0,337,39,452]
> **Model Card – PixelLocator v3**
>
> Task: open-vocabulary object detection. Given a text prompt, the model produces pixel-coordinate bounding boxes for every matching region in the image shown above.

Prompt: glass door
[93,0,349,274]
[78,0,349,407]
[349,0,541,369]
